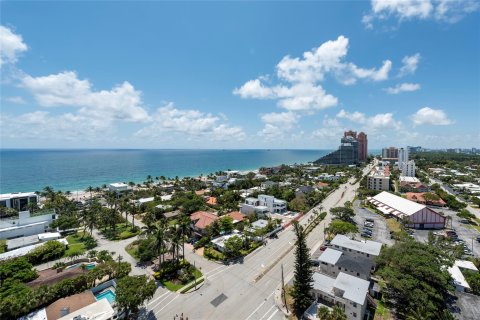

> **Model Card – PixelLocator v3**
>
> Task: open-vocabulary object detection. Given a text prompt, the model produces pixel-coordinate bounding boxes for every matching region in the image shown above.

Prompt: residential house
[316,182,330,190]
[240,194,287,216]
[399,176,429,193]
[0,192,38,212]
[0,209,58,239]
[226,211,246,224]
[261,181,278,190]
[108,182,131,193]
[295,185,316,198]
[206,196,218,206]
[190,211,218,236]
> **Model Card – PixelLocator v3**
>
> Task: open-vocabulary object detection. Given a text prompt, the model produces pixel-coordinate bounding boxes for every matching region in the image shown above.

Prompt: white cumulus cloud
[337,109,402,130]
[398,53,421,77]
[411,107,453,125]
[234,35,391,113]
[0,25,28,67]
[385,82,421,94]
[135,103,245,141]
[363,0,479,28]
[22,71,150,123]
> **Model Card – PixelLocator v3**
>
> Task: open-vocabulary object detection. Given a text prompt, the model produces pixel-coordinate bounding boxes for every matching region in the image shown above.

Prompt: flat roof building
[0,192,38,212]
[330,234,382,258]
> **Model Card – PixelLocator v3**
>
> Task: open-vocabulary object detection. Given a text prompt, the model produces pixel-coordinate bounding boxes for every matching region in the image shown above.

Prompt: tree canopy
[291,221,313,317]
[376,240,454,319]
[116,275,156,317]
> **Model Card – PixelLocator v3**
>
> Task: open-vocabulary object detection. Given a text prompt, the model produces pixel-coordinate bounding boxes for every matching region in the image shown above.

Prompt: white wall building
[108,182,131,193]
[367,167,390,191]
[317,248,376,280]
[448,260,479,292]
[0,192,38,212]
[368,191,446,229]
[330,234,383,261]
[240,194,286,215]
[398,147,408,170]
[401,160,416,177]
[310,272,370,320]
[0,209,58,239]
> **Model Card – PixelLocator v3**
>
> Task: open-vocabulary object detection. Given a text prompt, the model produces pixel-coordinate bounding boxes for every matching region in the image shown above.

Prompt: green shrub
[194,236,210,249]
[26,241,66,265]
[0,257,38,284]
[203,247,224,260]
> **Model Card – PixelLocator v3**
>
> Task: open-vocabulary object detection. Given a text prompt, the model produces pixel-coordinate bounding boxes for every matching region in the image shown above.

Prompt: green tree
[326,220,358,237]
[330,206,355,222]
[376,240,453,319]
[291,221,313,317]
[218,216,234,234]
[463,269,480,295]
[224,235,243,258]
[317,305,347,320]
[116,275,156,318]
[457,209,476,222]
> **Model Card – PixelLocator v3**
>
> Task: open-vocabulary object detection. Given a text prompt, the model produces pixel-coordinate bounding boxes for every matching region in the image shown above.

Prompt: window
[357,272,360,276]
[367,254,370,257]
[353,312,357,317]
[338,266,341,270]
[353,302,357,307]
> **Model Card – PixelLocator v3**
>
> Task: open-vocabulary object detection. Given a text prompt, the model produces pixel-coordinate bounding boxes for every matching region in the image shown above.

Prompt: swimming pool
[65,263,96,270]
[95,289,116,304]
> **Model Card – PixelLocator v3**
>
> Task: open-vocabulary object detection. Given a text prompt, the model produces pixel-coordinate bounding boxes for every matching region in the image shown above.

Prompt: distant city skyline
[1,1,479,149]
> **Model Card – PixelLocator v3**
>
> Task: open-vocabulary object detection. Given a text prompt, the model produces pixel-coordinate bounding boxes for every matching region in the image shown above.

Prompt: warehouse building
[368,191,446,229]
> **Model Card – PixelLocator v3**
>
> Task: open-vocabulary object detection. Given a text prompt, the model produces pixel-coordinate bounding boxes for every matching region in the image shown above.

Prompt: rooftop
[109,182,128,188]
[318,248,343,265]
[455,260,479,272]
[57,298,115,320]
[190,211,218,230]
[226,211,246,223]
[251,219,268,229]
[46,291,96,320]
[331,234,382,256]
[370,191,426,216]
[0,192,37,200]
[399,176,421,183]
[334,272,370,305]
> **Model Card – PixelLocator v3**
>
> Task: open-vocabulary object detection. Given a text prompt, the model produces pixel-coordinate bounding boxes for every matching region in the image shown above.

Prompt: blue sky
[1,1,479,149]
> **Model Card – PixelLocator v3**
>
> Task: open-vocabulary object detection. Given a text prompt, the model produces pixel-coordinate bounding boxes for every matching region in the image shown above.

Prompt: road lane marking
[148,291,170,306]
[203,264,226,276]
[259,305,276,320]
[155,294,179,314]
[245,290,275,320]
[265,309,279,320]
[149,292,174,310]
[207,264,233,280]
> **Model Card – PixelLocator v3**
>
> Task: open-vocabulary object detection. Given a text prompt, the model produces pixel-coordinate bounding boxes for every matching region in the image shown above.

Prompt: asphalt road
[145,164,372,320]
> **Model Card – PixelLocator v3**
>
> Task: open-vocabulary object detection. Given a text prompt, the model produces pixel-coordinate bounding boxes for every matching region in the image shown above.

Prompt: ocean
[0,149,330,193]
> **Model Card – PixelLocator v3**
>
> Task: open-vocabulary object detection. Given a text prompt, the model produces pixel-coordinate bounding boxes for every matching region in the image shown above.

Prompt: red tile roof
[190,211,218,229]
[316,182,329,188]
[406,192,446,206]
[227,211,246,223]
[206,196,217,205]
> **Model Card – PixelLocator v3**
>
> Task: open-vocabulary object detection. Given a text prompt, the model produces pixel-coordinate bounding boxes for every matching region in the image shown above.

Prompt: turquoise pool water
[85,263,95,270]
[65,263,96,270]
[95,289,116,304]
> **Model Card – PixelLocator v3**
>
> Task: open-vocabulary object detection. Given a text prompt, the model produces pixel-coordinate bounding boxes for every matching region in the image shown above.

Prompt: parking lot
[353,201,395,246]
[412,207,480,258]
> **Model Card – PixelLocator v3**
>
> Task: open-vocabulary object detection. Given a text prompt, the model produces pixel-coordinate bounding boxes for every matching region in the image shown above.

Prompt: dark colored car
[320,246,328,251]
[361,232,372,238]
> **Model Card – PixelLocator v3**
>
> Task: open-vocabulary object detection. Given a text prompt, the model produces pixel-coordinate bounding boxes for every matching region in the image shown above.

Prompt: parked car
[364,222,374,228]
[366,218,375,223]
[477,236,480,243]
[320,246,328,251]
[361,232,372,238]
[362,229,373,235]
[310,259,320,266]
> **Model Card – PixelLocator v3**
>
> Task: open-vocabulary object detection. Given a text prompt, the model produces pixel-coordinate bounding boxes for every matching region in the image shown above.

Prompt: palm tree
[142,219,168,267]
[86,186,94,200]
[178,214,192,259]
[42,186,55,202]
[129,202,139,229]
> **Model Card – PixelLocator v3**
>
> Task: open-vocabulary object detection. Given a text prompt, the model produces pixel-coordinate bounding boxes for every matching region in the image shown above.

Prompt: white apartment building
[398,147,408,169]
[0,209,58,239]
[317,248,375,280]
[310,272,370,320]
[240,194,287,215]
[401,160,416,177]
[330,234,382,261]
[108,182,131,193]
[0,192,39,212]
[367,168,390,191]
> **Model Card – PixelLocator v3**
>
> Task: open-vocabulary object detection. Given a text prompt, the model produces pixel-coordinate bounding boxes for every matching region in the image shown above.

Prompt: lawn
[101,223,141,240]
[0,239,6,253]
[386,218,402,233]
[64,232,96,257]
[125,242,140,260]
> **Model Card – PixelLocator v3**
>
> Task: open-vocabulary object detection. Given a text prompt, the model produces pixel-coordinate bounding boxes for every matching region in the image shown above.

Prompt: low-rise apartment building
[240,194,287,216]
[309,272,370,320]
[317,248,375,280]
[367,167,390,191]
[0,192,39,212]
[0,209,58,239]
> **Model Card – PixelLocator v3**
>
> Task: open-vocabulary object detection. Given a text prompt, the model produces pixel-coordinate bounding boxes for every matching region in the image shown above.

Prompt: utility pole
[281,263,287,310]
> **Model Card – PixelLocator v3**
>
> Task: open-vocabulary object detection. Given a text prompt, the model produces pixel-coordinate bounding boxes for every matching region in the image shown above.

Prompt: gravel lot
[353,201,395,246]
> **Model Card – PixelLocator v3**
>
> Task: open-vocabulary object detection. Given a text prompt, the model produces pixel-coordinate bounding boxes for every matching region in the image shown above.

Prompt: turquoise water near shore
[0,149,331,193]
